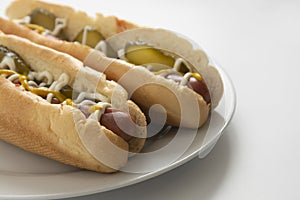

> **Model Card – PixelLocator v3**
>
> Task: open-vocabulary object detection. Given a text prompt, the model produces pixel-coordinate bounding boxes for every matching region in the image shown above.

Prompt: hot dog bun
[105,28,224,109]
[84,51,210,128]
[3,0,223,128]
[6,0,139,40]
[0,33,146,173]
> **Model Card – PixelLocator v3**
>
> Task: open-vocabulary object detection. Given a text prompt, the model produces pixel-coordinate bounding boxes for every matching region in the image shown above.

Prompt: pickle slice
[125,44,174,67]
[60,85,73,99]
[124,44,190,73]
[73,28,105,48]
[13,54,30,75]
[0,45,30,75]
[177,62,189,74]
[0,45,9,61]
[30,8,56,31]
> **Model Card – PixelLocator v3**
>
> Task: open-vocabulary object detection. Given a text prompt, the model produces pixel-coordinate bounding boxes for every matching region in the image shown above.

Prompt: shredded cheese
[49,73,69,91]
[51,18,67,36]
[46,92,54,103]
[95,40,107,55]
[0,56,16,71]
[7,73,19,82]
[28,71,53,85]
[13,16,31,25]
[74,92,108,104]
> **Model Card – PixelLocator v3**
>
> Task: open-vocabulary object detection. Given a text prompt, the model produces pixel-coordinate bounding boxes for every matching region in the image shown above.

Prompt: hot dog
[0,33,147,173]
[2,0,224,128]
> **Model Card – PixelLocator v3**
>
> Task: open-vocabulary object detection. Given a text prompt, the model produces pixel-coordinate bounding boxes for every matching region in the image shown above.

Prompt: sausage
[78,105,135,142]
[100,107,135,142]
[50,97,60,104]
[164,73,211,104]
[12,77,20,85]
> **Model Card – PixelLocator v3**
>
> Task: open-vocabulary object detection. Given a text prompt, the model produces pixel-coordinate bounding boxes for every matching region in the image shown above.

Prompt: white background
[1,0,300,199]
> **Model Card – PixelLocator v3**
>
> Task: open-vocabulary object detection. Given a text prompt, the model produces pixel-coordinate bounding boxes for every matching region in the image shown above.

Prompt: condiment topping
[17,8,67,39]
[0,46,112,116]
[119,42,211,104]
[73,26,105,48]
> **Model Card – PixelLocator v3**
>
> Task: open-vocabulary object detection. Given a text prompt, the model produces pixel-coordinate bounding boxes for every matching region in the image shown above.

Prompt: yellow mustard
[88,104,102,114]
[0,69,17,76]
[191,73,202,81]
[25,24,45,34]
[1,69,67,103]
[65,98,77,107]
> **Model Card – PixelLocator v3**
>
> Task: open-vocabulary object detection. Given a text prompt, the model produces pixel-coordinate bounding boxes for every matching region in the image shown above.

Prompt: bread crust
[84,51,210,128]
[105,28,224,109]
[0,17,91,61]
[0,77,127,172]
[4,0,223,127]
[6,0,139,40]
[0,33,147,172]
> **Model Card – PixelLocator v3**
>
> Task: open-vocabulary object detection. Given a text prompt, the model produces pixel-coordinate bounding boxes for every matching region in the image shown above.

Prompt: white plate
[0,60,236,199]
[0,1,236,198]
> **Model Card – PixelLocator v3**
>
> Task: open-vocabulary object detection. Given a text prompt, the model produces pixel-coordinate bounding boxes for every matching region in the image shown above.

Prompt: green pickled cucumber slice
[74,28,105,48]
[0,45,30,75]
[13,54,30,75]
[30,8,56,31]
[125,44,175,67]
[60,85,73,99]
[124,44,190,73]
[0,45,9,61]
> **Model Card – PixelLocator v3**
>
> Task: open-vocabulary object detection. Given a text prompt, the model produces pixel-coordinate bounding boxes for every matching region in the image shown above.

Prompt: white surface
[0,0,299,199]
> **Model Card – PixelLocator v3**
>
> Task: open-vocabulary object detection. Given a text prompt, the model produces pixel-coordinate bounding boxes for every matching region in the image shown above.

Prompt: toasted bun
[4,0,223,127]
[0,18,209,128]
[84,51,210,128]
[0,17,92,61]
[6,0,139,40]
[106,28,224,108]
[0,33,146,172]
[0,78,128,173]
